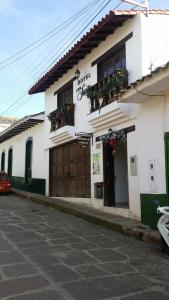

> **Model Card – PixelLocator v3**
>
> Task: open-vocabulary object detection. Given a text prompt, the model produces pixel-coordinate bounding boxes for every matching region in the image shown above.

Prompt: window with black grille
[57,84,73,109]
[98,47,126,80]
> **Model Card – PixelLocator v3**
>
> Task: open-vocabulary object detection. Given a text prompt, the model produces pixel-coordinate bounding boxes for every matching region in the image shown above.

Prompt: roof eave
[119,66,169,103]
[0,113,44,144]
[28,11,135,95]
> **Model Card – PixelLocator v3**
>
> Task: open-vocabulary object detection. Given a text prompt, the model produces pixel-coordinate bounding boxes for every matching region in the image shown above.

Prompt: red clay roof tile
[29,10,169,95]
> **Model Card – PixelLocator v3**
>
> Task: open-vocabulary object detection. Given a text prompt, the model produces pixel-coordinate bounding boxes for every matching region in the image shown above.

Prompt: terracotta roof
[0,112,44,144]
[0,116,19,125]
[114,9,169,15]
[29,9,169,95]
[28,10,135,95]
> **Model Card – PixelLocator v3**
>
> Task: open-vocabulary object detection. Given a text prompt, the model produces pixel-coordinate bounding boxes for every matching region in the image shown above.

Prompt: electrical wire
[0,0,107,73]
[0,0,107,111]
[0,0,100,67]
[0,0,101,98]
[16,0,110,90]
[0,0,101,104]
[2,0,123,115]
[3,96,33,116]
[42,0,117,73]
[1,0,110,114]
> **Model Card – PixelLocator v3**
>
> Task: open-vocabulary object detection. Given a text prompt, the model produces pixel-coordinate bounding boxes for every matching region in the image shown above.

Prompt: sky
[0,0,169,118]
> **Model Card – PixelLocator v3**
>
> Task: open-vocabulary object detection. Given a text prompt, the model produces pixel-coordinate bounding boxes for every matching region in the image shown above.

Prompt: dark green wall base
[11,176,46,195]
[141,193,168,229]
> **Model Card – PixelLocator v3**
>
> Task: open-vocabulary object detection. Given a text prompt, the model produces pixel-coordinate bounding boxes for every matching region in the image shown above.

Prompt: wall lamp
[75,67,80,79]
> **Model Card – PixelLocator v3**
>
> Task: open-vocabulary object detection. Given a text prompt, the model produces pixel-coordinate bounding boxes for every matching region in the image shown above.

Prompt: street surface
[0,194,168,299]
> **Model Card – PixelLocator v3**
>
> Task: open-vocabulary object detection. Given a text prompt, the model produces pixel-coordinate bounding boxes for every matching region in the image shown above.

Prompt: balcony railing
[84,69,128,113]
[48,104,74,132]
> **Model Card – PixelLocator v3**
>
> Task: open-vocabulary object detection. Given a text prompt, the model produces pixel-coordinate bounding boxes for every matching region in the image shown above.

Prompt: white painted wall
[141,14,169,74]
[43,12,169,218]
[0,123,46,180]
[127,130,140,219]
[136,96,167,195]
[90,119,141,219]
[44,14,143,142]
[45,13,169,149]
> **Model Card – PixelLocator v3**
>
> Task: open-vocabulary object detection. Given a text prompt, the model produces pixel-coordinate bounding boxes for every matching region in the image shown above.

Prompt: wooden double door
[49,141,91,197]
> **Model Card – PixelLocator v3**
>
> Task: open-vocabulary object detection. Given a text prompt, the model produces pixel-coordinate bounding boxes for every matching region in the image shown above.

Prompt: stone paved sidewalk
[13,188,160,246]
[0,194,168,299]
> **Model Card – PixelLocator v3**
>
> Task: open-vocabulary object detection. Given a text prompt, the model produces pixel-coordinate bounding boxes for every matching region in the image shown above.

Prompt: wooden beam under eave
[60,64,72,69]
[80,46,93,50]
[89,36,106,41]
[72,54,85,59]
[62,63,76,67]
[85,40,99,45]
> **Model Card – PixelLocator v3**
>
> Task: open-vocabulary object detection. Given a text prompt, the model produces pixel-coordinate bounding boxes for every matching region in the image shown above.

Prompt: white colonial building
[0,112,46,194]
[1,10,169,227]
[119,62,169,228]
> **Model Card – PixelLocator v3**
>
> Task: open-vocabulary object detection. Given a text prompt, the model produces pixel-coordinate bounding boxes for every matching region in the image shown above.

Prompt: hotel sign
[76,73,91,101]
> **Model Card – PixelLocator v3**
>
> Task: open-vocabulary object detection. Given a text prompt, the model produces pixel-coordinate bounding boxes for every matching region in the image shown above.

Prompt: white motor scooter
[157,206,169,253]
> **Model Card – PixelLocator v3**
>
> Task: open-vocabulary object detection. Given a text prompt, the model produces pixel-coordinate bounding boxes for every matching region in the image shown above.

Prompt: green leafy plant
[83,85,96,100]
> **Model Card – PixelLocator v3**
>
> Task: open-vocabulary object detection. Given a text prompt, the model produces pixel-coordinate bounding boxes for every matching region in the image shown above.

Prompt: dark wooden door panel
[85,178,91,197]
[70,162,77,177]
[57,148,63,163]
[77,178,86,196]
[77,161,85,176]
[56,179,64,195]
[70,142,77,159]
[63,164,70,177]
[70,178,77,196]
[64,145,70,162]
[77,144,89,159]
[86,156,91,175]
[56,165,63,177]
[49,141,91,197]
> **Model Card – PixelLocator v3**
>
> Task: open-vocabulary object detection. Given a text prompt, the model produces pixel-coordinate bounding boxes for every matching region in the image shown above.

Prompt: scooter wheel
[160,235,169,254]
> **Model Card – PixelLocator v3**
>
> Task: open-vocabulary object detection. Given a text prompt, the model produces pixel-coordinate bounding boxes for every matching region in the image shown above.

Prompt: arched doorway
[7,148,13,177]
[25,139,32,184]
[1,152,5,171]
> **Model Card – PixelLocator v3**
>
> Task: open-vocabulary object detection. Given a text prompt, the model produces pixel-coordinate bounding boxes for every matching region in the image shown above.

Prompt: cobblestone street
[0,194,168,299]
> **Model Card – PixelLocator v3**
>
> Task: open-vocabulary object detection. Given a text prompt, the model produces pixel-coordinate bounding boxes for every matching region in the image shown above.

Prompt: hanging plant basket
[102,128,127,155]
[106,138,118,155]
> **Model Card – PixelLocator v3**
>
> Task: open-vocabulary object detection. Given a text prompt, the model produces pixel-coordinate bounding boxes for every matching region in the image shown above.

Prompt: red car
[0,172,11,194]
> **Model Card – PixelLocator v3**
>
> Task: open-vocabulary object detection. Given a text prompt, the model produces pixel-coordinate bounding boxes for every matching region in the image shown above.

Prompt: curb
[12,189,161,246]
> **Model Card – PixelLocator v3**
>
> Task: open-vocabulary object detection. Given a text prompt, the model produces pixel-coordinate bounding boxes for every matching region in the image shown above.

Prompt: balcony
[84,69,128,113]
[48,104,74,132]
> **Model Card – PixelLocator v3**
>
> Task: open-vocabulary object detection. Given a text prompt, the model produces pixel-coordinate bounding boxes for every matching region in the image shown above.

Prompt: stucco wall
[141,14,169,75]
[44,14,143,150]
[44,13,169,149]
[0,123,46,180]
[43,13,169,218]
[137,95,169,195]
[136,93,169,227]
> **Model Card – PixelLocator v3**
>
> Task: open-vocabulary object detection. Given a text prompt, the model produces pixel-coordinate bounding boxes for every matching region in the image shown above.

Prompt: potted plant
[83,85,97,112]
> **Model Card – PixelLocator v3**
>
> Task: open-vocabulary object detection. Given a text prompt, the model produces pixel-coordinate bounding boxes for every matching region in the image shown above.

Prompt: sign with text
[76,73,91,101]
